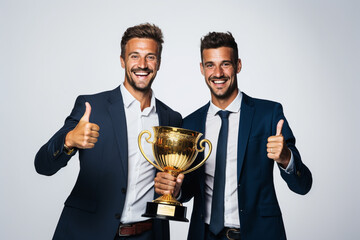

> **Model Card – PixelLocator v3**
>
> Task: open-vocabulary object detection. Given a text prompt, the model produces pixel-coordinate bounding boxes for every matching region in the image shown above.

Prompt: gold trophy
[138,126,212,222]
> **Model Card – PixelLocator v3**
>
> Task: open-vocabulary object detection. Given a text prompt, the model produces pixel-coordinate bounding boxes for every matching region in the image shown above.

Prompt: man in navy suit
[155,32,312,240]
[35,23,181,240]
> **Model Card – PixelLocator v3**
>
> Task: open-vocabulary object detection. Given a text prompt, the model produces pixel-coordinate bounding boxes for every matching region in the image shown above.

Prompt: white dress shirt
[120,84,159,223]
[204,91,242,228]
[204,90,294,228]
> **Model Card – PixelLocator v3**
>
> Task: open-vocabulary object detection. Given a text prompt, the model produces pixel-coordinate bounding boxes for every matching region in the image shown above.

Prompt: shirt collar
[120,83,157,115]
[209,90,242,116]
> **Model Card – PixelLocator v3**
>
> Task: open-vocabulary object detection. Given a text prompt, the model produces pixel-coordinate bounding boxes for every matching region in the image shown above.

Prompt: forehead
[125,38,158,55]
[202,47,234,62]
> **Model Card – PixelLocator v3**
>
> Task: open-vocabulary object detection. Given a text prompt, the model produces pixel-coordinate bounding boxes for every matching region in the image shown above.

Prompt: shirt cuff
[279,149,295,174]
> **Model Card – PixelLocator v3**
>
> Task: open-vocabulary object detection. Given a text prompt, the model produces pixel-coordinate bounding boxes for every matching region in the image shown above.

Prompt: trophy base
[142,202,189,222]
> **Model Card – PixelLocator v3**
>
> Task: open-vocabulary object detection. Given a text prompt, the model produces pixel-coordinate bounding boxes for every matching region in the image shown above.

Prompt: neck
[124,82,152,111]
[211,89,238,110]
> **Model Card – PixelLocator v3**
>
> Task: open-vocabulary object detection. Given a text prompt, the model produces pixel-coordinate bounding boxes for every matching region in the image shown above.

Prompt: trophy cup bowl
[138,126,212,222]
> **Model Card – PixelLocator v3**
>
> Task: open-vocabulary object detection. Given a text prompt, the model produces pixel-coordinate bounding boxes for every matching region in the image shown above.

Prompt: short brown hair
[121,23,164,61]
[200,32,238,64]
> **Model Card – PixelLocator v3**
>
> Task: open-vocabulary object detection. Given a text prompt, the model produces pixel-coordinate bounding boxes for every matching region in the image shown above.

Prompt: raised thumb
[81,102,91,122]
[276,119,284,136]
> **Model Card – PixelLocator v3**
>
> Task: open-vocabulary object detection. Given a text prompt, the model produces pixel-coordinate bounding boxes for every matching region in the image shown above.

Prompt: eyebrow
[128,52,157,56]
[204,60,232,65]
[128,51,139,56]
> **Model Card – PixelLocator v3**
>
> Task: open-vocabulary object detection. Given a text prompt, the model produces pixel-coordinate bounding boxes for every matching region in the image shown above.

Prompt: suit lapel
[107,87,129,183]
[190,103,210,162]
[237,93,255,181]
[156,100,169,126]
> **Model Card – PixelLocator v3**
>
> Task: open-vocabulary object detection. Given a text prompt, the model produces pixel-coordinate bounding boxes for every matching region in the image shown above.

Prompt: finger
[91,123,100,131]
[158,181,176,190]
[155,187,169,195]
[80,102,91,122]
[158,172,177,182]
[155,181,175,195]
[276,119,284,136]
[89,131,100,138]
[267,141,282,148]
[267,152,277,159]
[267,146,279,153]
[267,135,283,143]
[84,143,95,149]
[87,137,98,144]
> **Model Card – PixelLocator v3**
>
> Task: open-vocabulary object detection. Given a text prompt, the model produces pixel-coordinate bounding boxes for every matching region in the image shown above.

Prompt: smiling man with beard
[154,32,312,240]
[35,23,181,240]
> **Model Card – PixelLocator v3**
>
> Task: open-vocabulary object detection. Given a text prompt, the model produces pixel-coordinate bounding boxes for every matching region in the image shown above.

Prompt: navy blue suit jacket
[35,86,182,240]
[180,93,312,240]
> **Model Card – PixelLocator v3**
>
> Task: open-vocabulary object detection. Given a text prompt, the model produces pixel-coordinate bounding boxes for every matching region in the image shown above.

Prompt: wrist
[64,131,75,155]
[64,131,74,149]
[63,143,75,155]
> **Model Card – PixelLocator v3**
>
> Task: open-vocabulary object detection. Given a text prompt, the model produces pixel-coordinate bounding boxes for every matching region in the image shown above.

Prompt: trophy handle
[138,130,164,172]
[182,139,212,175]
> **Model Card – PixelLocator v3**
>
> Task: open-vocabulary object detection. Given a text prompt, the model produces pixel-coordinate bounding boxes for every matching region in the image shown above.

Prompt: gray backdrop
[1,0,359,239]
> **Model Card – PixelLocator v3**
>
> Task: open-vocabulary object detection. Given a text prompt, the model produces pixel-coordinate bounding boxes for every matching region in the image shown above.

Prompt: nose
[214,66,224,77]
[138,57,147,69]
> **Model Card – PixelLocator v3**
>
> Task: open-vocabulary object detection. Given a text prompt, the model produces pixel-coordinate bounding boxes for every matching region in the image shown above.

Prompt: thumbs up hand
[65,102,100,149]
[267,119,291,168]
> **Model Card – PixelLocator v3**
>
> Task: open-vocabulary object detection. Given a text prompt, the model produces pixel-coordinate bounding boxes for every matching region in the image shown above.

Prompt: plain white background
[1,0,359,239]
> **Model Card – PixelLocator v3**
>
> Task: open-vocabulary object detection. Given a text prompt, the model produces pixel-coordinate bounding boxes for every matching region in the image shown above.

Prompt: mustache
[132,67,153,73]
[209,76,229,81]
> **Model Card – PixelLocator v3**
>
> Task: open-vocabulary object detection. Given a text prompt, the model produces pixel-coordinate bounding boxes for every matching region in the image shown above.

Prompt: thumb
[80,102,91,122]
[276,119,284,136]
[177,173,185,184]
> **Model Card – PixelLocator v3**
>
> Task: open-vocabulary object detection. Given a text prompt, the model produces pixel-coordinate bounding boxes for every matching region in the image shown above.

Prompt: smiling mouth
[213,80,226,84]
[133,71,150,77]
[210,77,228,84]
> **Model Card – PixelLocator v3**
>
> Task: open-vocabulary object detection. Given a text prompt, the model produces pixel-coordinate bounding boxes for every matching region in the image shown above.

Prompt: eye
[147,55,156,61]
[130,54,139,59]
[222,62,231,68]
[205,63,214,69]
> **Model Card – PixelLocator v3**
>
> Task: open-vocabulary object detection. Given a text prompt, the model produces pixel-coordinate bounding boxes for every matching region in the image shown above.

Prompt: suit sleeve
[34,96,86,176]
[274,103,313,195]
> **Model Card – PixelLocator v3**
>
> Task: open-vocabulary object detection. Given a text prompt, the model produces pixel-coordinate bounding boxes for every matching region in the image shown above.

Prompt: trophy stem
[153,194,182,206]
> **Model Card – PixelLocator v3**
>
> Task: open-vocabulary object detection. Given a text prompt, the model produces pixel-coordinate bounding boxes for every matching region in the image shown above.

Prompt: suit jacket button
[115,213,121,219]
[296,170,301,177]
[121,188,126,194]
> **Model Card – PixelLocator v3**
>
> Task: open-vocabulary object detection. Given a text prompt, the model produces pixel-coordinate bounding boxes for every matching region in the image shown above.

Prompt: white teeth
[214,80,225,84]
[134,72,149,76]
